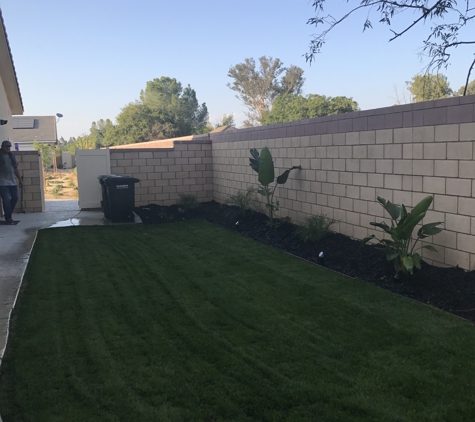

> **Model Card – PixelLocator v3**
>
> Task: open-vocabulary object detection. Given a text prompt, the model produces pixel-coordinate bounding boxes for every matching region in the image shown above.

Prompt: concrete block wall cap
[315,122,327,131]
[452,108,475,125]
[341,110,361,119]
[412,100,436,110]
[434,97,460,107]
[383,113,403,129]
[307,117,321,124]
[339,119,353,129]
[459,94,475,104]
[394,103,413,113]
[377,106,400,115]
[360,109,381,117]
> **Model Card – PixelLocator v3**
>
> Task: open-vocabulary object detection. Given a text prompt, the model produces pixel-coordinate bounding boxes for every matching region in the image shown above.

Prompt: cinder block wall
[109,140,213,206]
[210,96,475,270]
[15,151,43,212]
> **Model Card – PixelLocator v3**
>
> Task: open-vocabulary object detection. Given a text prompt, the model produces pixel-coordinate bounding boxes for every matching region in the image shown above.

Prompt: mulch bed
[134,201,475,323]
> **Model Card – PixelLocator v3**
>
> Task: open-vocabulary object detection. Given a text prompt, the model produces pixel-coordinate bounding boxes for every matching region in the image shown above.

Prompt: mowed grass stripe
[0,221,474,421]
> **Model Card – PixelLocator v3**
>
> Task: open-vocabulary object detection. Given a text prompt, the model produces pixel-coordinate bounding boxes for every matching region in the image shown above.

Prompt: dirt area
[44,171,78,200]
[134,201,475,323]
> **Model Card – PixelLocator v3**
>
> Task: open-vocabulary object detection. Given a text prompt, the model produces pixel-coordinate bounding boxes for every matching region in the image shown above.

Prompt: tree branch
[307,0,475,85]
[464,58,475,95]
[388,1,443,41]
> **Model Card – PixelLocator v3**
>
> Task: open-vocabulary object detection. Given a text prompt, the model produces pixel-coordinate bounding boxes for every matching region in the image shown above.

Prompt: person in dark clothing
[0,140,23,224]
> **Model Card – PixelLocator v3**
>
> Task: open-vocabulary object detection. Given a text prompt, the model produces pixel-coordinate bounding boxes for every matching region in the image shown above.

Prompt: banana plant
[249,147,301,227]
[361,196,443,277]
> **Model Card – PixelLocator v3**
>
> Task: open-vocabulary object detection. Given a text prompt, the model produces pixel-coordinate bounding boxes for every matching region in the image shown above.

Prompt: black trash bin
[98,175,140,223]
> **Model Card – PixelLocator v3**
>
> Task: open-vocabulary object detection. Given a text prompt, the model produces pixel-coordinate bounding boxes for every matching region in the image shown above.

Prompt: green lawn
[1,221,474,421]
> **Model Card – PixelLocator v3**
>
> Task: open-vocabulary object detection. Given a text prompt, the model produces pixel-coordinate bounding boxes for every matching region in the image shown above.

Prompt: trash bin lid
[98,174,140,185]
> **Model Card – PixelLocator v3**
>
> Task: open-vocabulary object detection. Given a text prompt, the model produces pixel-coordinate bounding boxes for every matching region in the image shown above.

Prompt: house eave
[0,8,23,115]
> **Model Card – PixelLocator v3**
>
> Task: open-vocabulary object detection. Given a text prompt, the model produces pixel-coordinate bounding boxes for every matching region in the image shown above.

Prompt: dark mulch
[134,201,475,323]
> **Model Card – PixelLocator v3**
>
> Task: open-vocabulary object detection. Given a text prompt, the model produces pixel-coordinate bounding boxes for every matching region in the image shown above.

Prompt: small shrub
[273,216,292,228]
[295,214,335,243]
[177,193,198,213]
[224,187,260,220]
[52,185,63,196]
[362,196,443,277]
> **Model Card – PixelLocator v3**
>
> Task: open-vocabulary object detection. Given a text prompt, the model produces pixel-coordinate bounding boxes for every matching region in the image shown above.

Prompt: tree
[261,94,359,125]
[196,113,236,134]
[57,135,97,154]
[34,141,52,169]
[74,135,97,150]
[407,74,452,102]
[216,113,235,128]
[306,1,475,93]
[140,77,208,137]
[104,77,208,146]
[90,119,114,147]
[228,57,305,127]
[455,80,475,96]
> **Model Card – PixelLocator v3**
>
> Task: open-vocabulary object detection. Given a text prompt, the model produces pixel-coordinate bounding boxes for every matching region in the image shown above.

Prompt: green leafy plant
[224,186,261,220]
[51,185,64,196]
[177,193,198,213]
[361,196,443,277]
[295,214,336,243]
[249,147,301,227]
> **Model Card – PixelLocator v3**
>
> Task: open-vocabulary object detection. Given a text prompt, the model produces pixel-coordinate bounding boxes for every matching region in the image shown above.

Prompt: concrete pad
[0,276,22,307]
[0,260,30,278]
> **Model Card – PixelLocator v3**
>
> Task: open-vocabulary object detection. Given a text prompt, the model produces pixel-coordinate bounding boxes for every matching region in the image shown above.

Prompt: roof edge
[0,8,23,115]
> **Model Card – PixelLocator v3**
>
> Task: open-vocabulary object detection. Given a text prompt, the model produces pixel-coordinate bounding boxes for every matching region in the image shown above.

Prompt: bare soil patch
[44,171,78,200]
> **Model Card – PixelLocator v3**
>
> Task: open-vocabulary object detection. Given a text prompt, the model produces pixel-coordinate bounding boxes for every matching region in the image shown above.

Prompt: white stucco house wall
[0,8,23,139]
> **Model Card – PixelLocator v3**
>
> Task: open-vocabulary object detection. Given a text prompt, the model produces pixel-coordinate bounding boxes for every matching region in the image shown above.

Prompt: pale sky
[1,0,471,140]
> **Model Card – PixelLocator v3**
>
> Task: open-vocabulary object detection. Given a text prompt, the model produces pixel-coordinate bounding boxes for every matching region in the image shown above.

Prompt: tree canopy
[103,77,208,146]
[227,57,305,127]
[261,94,359,125]
[58,135,97,155]
[407,73,453,102]
[84,119,115,148]
[456,79,475,96]
[33,141,53,169]
[216,113,235,128]
[196,113,236,135]
[306,1,475,93]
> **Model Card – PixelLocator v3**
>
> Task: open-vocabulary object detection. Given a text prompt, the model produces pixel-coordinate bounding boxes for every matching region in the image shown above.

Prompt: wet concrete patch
[0,260,29,278]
